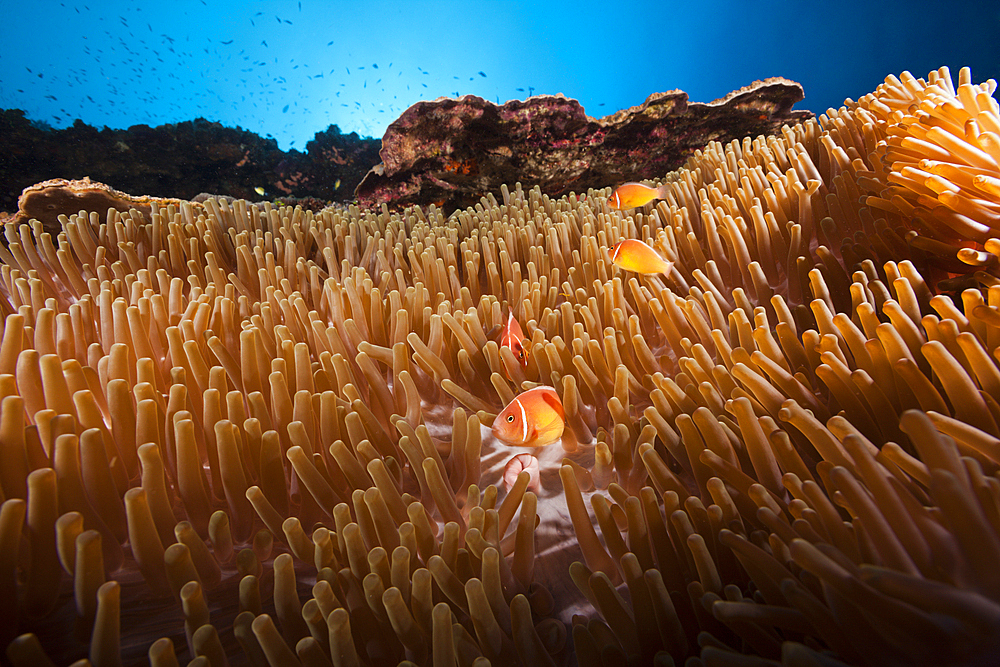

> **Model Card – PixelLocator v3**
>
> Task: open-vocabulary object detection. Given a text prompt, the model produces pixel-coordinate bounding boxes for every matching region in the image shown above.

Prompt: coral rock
[356,77,812,212]
[3,177,186,237]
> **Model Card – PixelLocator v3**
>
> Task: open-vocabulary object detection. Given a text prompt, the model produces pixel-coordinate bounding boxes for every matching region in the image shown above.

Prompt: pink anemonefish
[610,239,674,274]
[498,311,529,368]
[608,182,669,210]
[491,386,565,448]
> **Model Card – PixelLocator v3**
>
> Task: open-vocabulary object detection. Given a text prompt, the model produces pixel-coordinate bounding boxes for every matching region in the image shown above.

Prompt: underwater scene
[1,1,1000,666]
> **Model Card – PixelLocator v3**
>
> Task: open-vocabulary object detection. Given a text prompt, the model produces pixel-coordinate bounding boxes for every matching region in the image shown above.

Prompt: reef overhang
[356,77,813,212]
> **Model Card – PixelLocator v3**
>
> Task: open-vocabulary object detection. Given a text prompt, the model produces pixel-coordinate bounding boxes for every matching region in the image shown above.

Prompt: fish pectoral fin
[533,413,565,444]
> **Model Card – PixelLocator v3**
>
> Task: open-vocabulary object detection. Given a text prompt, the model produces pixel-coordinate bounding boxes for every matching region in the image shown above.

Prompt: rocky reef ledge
[356,77,812,211]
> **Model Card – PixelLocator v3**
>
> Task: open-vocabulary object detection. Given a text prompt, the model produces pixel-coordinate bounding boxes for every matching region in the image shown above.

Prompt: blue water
[3,0,997,151]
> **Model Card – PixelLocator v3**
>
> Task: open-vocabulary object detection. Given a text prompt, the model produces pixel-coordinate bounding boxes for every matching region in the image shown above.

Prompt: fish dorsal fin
[538,387,565,420]
[507,302,520,324]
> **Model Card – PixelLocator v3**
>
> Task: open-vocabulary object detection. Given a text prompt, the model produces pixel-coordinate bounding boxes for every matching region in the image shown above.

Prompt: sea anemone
[2,65,1000,666]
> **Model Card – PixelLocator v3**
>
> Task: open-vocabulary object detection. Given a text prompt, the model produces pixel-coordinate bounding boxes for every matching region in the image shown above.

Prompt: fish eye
[507,414,515,423]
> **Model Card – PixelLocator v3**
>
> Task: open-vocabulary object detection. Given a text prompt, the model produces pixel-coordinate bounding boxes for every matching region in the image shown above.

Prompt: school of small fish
[10,3,550,150]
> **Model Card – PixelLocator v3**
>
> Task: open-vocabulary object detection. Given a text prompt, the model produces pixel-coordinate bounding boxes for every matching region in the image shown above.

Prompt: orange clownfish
[492,386,565,447]
[610,239,674,274]
[608,182,669,210]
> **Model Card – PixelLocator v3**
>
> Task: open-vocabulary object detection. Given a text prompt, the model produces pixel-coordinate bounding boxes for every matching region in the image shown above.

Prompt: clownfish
[492,386,565,447]
[487,310,530,373]
[608,182,669,210]
[498,311,529,368]
[610,239,674,274]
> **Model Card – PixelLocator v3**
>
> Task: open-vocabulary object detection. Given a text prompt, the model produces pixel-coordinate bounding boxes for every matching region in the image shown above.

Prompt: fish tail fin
[656,184,671,201]
[652,240,675,275]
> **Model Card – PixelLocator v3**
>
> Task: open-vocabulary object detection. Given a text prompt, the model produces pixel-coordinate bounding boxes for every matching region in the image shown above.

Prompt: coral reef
[2,178,188,239]
[0,111,381,211]
[1,65,1000,667]
[355,78,812,212]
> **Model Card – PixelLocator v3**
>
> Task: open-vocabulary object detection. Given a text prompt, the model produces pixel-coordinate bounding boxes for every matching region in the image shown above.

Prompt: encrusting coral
[2,65,1000,667]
